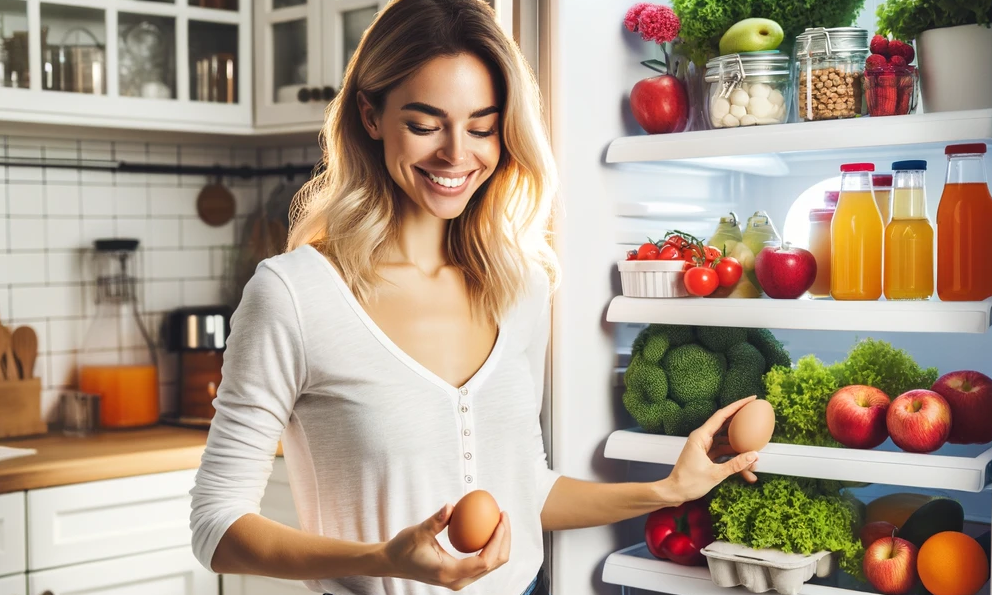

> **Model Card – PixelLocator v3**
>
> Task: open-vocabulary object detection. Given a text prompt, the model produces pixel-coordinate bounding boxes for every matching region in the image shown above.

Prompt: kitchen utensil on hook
[196,174,236,227]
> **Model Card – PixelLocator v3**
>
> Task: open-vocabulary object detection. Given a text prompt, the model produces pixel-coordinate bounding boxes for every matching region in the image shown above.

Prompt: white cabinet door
[27,547,218,595]
[319,0,382,94]
[254,0,328,129]
[26,469,196,571]
[222,574,314,595]
[0,574,26,595]
[0,492,26,577]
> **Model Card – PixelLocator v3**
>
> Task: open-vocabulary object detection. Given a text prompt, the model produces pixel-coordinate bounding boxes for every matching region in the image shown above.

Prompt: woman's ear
[357,91,382,140]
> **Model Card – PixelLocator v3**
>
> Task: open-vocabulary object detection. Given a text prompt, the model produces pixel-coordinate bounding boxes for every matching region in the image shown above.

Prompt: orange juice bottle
[884,161,934,300]
[872,173,893,224]
[831,163,884,300]
[937,144,992,301]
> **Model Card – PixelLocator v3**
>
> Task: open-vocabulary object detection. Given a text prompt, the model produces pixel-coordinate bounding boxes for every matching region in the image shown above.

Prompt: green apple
[719,18,785,55]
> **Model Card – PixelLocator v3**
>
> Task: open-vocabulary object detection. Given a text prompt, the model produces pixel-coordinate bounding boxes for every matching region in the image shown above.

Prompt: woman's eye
[470,129,497,138]
[406,124,437,135]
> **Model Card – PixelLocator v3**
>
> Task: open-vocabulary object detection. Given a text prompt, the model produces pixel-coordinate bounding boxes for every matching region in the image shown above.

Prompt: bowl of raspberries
[864,34,918,117]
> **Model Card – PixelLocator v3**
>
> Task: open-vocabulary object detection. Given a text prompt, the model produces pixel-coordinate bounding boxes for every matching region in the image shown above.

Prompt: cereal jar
[704,52,792,129]
[794,27,870,121]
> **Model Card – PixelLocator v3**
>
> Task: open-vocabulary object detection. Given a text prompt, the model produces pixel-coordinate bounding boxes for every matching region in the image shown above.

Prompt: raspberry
[870,34,889,57]
[865,54,888,70]
[890,55,908,67]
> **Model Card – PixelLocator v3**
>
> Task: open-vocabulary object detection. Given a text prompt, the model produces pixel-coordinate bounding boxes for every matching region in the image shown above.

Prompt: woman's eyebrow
[400,102,501,119]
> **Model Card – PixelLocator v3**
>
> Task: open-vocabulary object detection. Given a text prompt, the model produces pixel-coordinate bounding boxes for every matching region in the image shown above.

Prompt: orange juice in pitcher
[831,163,884,300]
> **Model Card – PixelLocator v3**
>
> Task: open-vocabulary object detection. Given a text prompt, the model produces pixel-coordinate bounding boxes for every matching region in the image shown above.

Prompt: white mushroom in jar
[749,83,772,99]
[730,104,747,119]
[747,96,774,119]
[730,88,750,106]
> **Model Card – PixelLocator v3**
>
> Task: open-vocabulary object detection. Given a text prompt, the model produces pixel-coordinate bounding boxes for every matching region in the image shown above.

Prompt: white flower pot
[917,24,992,112]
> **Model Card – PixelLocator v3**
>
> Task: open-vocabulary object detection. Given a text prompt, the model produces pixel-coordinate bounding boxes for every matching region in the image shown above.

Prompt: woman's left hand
[664,397,760,505]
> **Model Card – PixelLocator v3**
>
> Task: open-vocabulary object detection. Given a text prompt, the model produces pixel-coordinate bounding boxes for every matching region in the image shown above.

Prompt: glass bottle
[884,161,934,300]
[872,173,893,225]
[831,163,884,300]
[937,144,992,301]
[741,211,782,295]
[808,207,835,298]
[78,239,160,429]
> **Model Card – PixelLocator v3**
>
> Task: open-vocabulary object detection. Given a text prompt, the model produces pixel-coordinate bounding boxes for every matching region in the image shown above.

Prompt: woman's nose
[437,133,466,164]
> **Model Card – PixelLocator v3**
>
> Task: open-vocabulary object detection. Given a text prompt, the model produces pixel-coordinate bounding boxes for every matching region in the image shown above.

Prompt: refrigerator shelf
[603,543,854,595]
[605,428,992,492]
[606,108,992,165]
[606,296,992,334]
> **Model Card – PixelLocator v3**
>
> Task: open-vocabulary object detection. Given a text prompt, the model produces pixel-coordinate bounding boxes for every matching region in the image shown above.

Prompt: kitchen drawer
[0,574,26,595]
[27,469,196,571]
[27,546,217,595]
[261,458,299,529]
[223,574,314,595]
[0,492,26,577]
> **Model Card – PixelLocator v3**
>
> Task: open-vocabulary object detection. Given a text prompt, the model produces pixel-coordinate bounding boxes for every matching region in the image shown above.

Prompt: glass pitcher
[78,239,160,429]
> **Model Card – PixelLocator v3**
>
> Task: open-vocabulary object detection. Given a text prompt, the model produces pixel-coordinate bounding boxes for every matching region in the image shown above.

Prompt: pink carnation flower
[638,5,681,44]
[623,3,651,33]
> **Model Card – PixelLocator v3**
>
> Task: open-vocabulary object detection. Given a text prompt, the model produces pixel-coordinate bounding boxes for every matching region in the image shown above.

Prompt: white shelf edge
[606,295,992,334]
[606,109,992,165]
[605,429,992,493]
[603,543,854,595]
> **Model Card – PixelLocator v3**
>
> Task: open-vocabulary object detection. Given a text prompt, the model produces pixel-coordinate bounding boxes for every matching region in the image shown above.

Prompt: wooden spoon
[11,326,38,380]
[0,325,13,381]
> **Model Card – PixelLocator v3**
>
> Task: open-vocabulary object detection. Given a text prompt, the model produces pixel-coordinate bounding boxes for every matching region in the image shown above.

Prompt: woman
[189,0,759,593]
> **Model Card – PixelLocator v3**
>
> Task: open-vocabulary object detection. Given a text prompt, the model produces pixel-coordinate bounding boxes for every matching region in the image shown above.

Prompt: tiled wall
[0,135,316,422]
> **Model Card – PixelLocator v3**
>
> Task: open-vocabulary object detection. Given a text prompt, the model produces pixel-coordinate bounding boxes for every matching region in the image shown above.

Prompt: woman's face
[360,53,502,220]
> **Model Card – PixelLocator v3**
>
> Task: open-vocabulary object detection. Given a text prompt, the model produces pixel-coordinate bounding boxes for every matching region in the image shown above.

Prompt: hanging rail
[0,156,322,180]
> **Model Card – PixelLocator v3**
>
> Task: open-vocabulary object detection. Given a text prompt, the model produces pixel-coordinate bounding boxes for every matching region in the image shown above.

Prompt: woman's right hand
[381,504,511,591]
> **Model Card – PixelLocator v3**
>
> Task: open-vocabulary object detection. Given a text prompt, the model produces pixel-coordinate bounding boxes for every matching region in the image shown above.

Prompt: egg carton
[700,541,837,595]
[617,260,689,298]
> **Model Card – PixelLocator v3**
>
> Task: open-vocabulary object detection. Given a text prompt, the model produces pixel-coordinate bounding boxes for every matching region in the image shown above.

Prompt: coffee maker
[163,306,231,427]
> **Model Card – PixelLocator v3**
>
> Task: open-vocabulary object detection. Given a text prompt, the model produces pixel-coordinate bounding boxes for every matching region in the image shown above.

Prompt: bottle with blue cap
[884,160,934,300]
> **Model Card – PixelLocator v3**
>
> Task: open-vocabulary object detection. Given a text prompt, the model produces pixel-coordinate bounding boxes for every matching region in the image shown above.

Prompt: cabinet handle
[322,86,337,101]
[297,87,311,103]
[310,87,322,102]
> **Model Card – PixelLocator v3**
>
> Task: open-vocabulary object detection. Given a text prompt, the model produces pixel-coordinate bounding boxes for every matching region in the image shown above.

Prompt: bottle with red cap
[937,143,992,301]
[831,162,884,300]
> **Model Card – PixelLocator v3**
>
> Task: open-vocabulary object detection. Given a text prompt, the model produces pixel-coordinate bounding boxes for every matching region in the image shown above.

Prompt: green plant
[622,324,790,436]
[671,0,867,65]
[833,337,939,399]
[877,0,992,41]
[765,355,842,447]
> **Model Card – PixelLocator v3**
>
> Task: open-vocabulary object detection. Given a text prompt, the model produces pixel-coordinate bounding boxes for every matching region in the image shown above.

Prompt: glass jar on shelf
[703,51,792,129]
[808,207,835,298]
[78,239,160,429]
[794,27,870,122]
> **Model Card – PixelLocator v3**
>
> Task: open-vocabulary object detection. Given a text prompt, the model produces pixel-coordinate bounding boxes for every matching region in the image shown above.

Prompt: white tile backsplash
[2,134,297,422]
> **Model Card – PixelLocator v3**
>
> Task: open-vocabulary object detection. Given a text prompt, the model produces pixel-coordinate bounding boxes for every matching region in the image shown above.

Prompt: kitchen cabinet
[253,0,514,132]
[0,492,26,578]
[0,574,26,595]
[0,0,252,134]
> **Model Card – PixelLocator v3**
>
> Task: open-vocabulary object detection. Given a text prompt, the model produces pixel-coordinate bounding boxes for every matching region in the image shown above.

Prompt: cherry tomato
[626,250,639,261]
[704,246,722,265]
[714,257,743,287]
[636,242,660,260]
[684,266,719,297]
[658,244,682,260]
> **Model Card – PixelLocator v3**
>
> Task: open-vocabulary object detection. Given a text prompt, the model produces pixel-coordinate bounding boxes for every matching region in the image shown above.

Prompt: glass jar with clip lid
[78,238,160,429]
[704,51,792,129]
[794,27,870,121]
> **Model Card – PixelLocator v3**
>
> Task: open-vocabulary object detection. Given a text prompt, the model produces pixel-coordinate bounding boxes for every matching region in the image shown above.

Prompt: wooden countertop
[0,425,283,493]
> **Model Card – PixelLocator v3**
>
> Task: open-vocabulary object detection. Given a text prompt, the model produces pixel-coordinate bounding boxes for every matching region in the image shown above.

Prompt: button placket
[458,386,477,486]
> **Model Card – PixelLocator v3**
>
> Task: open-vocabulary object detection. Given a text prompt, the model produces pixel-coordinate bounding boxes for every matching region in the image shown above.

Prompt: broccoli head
[623,324,792,436]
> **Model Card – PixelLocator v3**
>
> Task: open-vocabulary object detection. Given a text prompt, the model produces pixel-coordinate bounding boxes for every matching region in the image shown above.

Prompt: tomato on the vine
[684,266,719,297]
[703,246,722,265]
[658,243,682,260]
[714,257,743,287]
[636,242,660,260]
[626,250,639,261]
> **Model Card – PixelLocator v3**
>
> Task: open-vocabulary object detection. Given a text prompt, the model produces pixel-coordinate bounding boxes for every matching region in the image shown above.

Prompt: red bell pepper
[644,499,715,566]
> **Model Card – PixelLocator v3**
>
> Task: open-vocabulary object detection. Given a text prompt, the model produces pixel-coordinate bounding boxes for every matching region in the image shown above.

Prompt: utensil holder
[0,378,48,438]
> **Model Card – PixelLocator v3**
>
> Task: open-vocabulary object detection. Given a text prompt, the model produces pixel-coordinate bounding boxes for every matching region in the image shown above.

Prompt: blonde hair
[287,0,559,323]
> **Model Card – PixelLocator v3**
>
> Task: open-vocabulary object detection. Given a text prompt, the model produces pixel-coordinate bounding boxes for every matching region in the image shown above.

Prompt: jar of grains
[794,27,870,121]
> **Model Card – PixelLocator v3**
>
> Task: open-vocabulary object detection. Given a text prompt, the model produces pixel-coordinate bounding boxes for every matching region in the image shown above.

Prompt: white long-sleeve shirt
[190,244,559,595]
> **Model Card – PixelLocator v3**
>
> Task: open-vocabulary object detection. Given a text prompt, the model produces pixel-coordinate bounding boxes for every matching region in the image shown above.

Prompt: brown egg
[728,399,776,453]
[448,490,501,553]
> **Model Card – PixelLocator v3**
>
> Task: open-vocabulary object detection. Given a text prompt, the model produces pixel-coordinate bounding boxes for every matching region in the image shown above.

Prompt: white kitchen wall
[0,135,317,421]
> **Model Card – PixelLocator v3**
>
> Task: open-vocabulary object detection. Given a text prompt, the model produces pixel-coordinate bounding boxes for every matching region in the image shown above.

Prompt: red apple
[629,75,689,135]
[754,245,818,299]
[886,390,952,453]
[931,370,992,444]
[863,537,918,595]
[861,521,898,548]
[827,385,892,449]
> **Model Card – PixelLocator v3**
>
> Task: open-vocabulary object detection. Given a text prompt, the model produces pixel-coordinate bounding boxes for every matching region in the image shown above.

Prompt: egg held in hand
[728,399,775,453]
[447,490,501,553]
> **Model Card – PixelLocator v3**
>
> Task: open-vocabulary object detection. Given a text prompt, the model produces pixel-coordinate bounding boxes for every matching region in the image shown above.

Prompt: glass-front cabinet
[0,0,251,133]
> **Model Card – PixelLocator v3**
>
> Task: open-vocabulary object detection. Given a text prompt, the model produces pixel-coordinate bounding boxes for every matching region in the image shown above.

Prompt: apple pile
[625,231,743,297]
[864,34,918,117]
[825,370,992,453]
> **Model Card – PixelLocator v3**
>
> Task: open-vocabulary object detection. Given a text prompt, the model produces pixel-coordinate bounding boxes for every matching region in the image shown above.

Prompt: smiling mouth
[416,167,473,189]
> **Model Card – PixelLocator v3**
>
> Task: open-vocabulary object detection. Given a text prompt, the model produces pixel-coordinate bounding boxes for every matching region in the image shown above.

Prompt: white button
[465,475,473,483]
[464,452,472,460]
[460,387,469,396]
[463,429,471,436]
[460,405,469,413]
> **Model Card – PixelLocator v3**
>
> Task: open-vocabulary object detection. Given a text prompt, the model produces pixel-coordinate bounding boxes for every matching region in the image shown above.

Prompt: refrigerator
[540,1,992,594]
